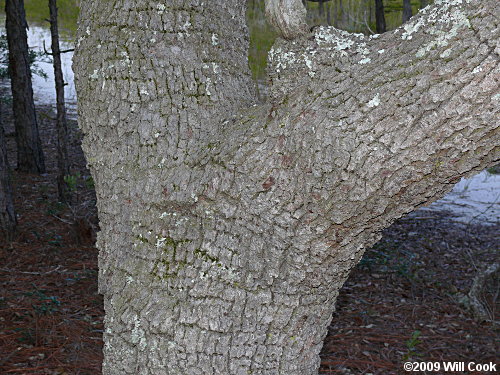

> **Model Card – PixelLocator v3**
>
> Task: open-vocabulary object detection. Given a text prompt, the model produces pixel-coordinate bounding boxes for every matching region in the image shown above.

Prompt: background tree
[403,0,413,23]
[74,0,498,374]
[375,0,386,33]
[312,0,332,24]
[48,0,70,201]
[5,0,45,173]
[0,106,16,241]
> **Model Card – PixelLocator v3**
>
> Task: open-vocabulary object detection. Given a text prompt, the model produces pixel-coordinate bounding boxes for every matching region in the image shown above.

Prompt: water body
[422,170,499,225]
[0,9,498,225]
[0,15,76,117]
[27,23,77,117]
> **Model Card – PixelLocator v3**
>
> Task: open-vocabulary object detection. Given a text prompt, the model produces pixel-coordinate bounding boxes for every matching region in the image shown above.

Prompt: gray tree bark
[73,0,499,374]
[48,0,70,202]
[5,0,45,173]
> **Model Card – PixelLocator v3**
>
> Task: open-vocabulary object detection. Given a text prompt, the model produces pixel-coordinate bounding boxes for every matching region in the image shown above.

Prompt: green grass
[385,0,423,30]
[247,1,277,81]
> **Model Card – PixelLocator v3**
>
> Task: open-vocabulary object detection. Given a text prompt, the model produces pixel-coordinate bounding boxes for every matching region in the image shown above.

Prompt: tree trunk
[375,0,386,33]
[0,105,16,241]
[403,0,413,23]
[74,0,499,374]
[340,0,348,29]
[5,0,45,173]
[333,0,339,27]
[48,0,70,202]
[368,0,373,28]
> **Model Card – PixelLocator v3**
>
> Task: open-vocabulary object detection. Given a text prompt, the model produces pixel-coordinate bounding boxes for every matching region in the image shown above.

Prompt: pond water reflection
[422,170,500,225]
[28,23,76,117]
[0,14,76,118]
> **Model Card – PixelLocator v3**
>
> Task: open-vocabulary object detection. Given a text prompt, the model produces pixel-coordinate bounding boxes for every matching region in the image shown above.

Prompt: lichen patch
[211,33,219,46]
[156,3,166,15]
[396,0,473,58]
[367,93,381,108]
[314,27,355,57]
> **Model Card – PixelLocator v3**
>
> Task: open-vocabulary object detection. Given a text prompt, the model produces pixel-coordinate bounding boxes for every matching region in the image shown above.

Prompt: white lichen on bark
[367,93,381,107]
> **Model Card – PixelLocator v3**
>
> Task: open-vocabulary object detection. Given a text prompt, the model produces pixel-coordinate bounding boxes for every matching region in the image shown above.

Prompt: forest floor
[0,98,498,374]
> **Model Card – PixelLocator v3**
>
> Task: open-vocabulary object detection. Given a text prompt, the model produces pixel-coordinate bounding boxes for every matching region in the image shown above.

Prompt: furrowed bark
[74,0,499,374]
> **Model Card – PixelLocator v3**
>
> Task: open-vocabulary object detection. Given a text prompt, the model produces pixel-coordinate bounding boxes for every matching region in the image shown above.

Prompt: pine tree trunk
[375,0,386,33]
[0,106,16,241]
[403,0,413,23]
[74,0,499,373]
[48,0,70,202]
[333,0,339,27]
[5,0,45,173]
[340,0,348,29]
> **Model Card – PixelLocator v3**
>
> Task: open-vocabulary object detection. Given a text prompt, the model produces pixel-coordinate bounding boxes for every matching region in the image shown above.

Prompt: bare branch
[43,39,53,55]
[344,9,375,35]
[43,39,74,55]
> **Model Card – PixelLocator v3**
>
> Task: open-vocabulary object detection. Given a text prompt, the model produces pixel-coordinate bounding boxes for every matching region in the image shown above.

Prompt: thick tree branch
[265,0,309,39]
[262,0,498,203]
[207,0,498,254]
